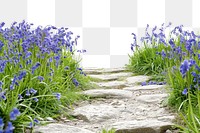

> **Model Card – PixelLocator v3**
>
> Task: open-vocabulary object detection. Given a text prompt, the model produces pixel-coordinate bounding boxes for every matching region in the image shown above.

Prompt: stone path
[34,68,176,133]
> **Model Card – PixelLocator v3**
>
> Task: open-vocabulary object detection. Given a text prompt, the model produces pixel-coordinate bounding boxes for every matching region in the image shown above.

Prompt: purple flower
[0,91,6,100]
[34,118,40,124]
[72,78,79,87]
[38,76,44,82]
[0,118,4,127]
[161,50,166,58]
[10,108,20,120]
[33,97,39,102]
[18,70,26,80]
[30,88,37,94]
[26,89,30,96]
[141,82,147,86]
[54,93,61,100]
[65,66,69,70]
[5,122,14,132]
[180,60,190,77]
[18,94,23,100]
[182,88,188,95]
[31,62,41,74]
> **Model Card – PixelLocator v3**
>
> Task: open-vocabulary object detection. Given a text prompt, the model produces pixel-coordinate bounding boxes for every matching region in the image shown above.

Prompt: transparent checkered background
[0,0,200,68]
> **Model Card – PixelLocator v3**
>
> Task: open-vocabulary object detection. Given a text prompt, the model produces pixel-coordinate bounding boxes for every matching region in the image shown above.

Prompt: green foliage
[128,24,200,132]
[0,21,89,132]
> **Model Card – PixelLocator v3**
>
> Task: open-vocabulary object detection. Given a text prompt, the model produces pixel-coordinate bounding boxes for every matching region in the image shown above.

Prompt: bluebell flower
[169,39,175,49]
[18,94,23,100]
[0,41,4,51]
[0,118,4,127]
[54,93,61,100]
[72,78,79,86]
[33,97,39,102]
[191,71,197,77]
[182,88,188,95]
[161,50,166,58]
[180,60,190,77]
[26,89,30,96]
[34,118,40,124]
[10,108,20,120]
[38,76,44,82]
[18,70,26,80]
[31,62,41,74]
[0,91,6,100]
[65,66,69,70]
[0,81,3,87]
[4,122,14,133]
[141,82,147,86]
[30,88,37,94]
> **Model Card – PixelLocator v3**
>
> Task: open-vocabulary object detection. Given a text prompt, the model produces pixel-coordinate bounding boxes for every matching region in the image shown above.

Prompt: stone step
[88,72,133,81]
[123,85,166,91]
[94,81,127,89]
[72,104,119,122]
[123,85,167,95]
[111,119,173,133]
[83,67,126,75]
[34,124,95,133]
[136,94,168,104]
[81,89,133,99]
[126,75,151,85]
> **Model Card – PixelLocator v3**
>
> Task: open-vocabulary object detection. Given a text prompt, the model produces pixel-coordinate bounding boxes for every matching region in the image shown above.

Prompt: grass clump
[127,23,200,132]
[0,21,89,132]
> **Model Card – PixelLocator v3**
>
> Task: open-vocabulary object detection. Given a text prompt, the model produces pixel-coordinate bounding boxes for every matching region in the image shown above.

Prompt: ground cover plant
[0,21,89,132]
[128,23,200,132]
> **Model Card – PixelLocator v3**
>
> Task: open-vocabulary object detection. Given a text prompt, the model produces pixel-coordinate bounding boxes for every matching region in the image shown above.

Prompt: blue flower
[10,108,20,120]
[4,122,14,133]
[31,62,41,74]
[30,88,37,94]
[0,91,6,100]
[180,60,190,77]
[54,93,61,100]
[37,76,44,82]
[26,89,30,96]
[18,70,26,80]
[182,88,188,95]
[34,118,40,124]
[141,82,147,86]
[33,97,39,102]
[72,78,79,86]
[161,50,166,58]
[0,118,4,127]
[18,94,23,100]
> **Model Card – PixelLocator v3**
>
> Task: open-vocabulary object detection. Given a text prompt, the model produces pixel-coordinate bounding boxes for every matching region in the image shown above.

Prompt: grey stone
[89,72,132,81]
[126,76,151,85]
[34,124,95,133]
[96,81,127,89]
[123,85,166,91]
[83,67,126,75]
[112,119,173,133]
[136,94,168,104]
[72,104,119,122]
[82,89,133,98]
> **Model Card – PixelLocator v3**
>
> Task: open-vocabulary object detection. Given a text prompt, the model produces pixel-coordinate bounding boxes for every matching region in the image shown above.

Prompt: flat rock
[136,94,168,104]
[72,104,119,122]
[112,119,173,133]
[89,72,132,81]
[123,85,166,91]
[82,89,133,98]
[83,67,126,74]
[96,81,127,89]
[101,67,126,73]
[126,76,151,85]
[34,124,95,133]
